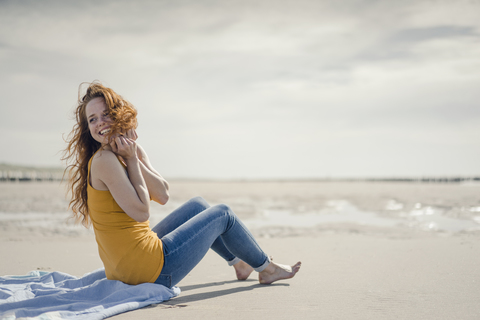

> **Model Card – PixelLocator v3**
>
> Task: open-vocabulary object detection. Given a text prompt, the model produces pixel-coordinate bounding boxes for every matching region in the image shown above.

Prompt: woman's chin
[91,135,107,145]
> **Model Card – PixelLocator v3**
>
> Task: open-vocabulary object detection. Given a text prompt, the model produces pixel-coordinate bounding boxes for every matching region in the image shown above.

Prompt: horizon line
[1,162,479,183]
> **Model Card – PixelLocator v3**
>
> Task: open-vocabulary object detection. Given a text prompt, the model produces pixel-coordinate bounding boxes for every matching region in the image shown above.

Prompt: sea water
[1,181,479,237]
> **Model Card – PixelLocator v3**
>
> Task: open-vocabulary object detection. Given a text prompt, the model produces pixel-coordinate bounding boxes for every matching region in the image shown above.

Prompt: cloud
[0,0,479,176]
[391,25,479,42]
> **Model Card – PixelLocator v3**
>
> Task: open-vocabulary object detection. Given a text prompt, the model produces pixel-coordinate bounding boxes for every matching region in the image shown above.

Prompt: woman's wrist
[125,156,150,202]
[123,154,140,164]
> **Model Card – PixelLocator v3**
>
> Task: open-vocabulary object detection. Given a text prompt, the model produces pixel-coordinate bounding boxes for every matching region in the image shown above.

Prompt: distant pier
[0,167,479,184]
[0,169,63,182]
[341,176,480,183]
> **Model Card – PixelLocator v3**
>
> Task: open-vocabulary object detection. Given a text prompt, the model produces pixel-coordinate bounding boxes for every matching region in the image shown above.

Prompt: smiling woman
[62,82,138,227]
[61,81,301,288]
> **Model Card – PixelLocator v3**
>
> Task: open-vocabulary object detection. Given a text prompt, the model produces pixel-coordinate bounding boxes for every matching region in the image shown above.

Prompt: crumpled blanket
[0,268,180,320]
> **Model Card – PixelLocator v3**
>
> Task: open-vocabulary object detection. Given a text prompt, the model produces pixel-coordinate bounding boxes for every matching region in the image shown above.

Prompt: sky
[0,0,479,179]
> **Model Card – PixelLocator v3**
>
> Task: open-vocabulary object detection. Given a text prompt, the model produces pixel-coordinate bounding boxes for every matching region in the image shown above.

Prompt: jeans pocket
[154,274,172,288]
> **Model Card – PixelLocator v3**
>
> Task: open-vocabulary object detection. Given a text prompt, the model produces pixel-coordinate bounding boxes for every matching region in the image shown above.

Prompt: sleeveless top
[87,151,164,285]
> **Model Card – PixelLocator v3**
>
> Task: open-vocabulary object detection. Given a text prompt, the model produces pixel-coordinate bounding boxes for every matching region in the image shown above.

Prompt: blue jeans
[151,197,270,288]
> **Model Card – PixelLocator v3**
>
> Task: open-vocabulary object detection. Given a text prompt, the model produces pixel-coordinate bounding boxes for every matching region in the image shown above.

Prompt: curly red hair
[62,81,138,227]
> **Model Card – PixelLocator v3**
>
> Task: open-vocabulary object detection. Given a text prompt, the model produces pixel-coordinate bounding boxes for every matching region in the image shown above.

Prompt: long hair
[62,81,138,227]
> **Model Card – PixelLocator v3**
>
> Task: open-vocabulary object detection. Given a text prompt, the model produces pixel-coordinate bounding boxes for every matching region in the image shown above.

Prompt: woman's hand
[110,135,137,160]
[124,128,138,141]
[109,129,138,158]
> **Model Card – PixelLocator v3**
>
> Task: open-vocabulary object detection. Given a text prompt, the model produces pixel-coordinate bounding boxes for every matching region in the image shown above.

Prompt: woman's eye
[89,118,96,123]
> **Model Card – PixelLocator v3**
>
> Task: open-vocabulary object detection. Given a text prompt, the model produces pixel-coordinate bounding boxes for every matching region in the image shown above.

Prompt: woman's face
[85,97,113,144]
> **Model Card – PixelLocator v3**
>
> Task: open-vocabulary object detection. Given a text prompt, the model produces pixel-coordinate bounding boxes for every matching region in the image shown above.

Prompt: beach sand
[1,181,480,319]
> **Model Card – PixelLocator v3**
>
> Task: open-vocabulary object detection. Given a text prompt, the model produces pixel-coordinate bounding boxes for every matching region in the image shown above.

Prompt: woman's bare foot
[258,261,301,285]
[233,260,254,280]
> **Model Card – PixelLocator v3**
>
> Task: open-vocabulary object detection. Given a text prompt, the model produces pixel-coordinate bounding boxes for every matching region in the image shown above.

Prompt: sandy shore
[1,232,479,320]
[1,181,480,319]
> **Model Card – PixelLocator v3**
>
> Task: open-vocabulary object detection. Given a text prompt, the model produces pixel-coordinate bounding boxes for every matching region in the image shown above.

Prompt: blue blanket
[0,269,180,320]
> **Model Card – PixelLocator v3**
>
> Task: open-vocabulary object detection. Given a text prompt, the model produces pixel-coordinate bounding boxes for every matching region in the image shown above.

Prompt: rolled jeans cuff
[254,256,271,272]
[228,257,241,266]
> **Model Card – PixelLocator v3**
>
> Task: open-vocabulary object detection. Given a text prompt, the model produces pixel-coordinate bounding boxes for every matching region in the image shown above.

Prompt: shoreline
[2,180,480,319]
[1,164,480,184]
[1,180,480,238]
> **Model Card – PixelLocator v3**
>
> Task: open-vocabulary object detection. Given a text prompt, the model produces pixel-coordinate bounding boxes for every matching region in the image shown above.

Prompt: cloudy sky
[1,0,479,179]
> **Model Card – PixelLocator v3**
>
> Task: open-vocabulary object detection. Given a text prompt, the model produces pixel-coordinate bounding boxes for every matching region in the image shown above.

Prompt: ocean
[1,180,479,238]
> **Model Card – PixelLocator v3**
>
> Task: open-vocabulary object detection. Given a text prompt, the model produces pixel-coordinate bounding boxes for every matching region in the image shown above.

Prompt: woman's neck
[101,144,113,152]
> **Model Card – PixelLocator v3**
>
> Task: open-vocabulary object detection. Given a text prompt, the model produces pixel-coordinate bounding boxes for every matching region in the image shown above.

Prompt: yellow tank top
[87,151,164,285]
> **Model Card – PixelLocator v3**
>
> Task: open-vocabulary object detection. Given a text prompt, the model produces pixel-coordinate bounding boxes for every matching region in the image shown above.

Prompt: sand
[1,181,480,319]
[2,234,479,319]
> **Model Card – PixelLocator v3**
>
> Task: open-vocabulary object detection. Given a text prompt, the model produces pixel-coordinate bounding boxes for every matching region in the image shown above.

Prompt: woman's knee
[212,204,238,224]
[210,204,239,234]
[189,196,210,210]
[213,203,232,214]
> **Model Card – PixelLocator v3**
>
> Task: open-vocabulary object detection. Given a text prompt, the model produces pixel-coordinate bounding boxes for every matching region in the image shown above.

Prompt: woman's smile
[99,127,111,136]
[85,97,113,144]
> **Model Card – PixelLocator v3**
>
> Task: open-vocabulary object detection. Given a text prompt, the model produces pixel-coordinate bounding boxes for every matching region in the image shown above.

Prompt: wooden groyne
[0,163,478,183]
[340,176,480,183]
[0,170,63,182]
[2,172,479,183]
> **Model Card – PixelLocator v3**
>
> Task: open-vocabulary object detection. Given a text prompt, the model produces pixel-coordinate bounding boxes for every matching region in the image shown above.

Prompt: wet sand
[1,181,480,319]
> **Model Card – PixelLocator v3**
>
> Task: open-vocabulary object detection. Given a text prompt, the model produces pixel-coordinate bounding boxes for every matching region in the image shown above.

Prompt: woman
[63,81,301,288]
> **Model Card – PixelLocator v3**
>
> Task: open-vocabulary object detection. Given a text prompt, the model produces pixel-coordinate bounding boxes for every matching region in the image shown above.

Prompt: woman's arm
[123,129,169,205]
[136,144,170,205]
[92,136,150,222]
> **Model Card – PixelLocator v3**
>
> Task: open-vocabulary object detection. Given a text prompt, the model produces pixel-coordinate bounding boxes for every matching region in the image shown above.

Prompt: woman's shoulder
[93,148,115,160]
[91,149,120,168]
[90,149,125,189]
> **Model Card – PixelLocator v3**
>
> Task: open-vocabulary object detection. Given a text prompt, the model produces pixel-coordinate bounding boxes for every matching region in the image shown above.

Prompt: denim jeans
[151,197,270,288]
